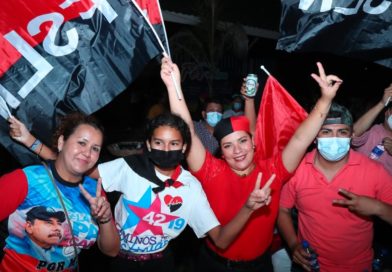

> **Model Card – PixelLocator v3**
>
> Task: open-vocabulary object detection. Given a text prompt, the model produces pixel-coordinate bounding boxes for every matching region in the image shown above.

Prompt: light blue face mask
[206,111,223,127]
[233,102,242,111]
[317,137,351,162]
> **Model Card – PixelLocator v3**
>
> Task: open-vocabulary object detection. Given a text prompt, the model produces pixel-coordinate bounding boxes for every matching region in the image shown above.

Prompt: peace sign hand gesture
[332,188,379,217]
[246,173,276,211]
[79,178,112,224]
[311,62,342,102]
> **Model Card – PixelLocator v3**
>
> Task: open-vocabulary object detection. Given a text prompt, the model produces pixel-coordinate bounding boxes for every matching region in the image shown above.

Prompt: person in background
[1,112,119,271]
[9,112,274,272]
[161,56,341,272]
[146,90,169,121]
[351,83,392,175]
[223,94,244,118]
[193,98,223,156]
[278,103,392,272]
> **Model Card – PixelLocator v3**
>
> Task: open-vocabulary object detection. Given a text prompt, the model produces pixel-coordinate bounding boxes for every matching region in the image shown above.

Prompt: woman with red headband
[160,56,342,271]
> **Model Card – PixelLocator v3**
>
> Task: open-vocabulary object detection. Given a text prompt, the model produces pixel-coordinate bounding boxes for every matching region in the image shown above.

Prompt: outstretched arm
[353,83,392,137]
[8,116,57,160]
[160,56,206,172]
[333,189,392,225]
[207,173,275,249]
[282,62,342,173]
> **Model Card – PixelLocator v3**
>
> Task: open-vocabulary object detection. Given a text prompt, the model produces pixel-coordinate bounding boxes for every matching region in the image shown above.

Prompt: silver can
[245,74,258,97]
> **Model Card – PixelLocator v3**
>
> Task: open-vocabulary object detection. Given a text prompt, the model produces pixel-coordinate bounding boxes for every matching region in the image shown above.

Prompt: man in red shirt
[278,103,392,272]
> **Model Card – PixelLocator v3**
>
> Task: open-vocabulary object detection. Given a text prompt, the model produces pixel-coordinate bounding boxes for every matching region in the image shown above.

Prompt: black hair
[145,113,191,147]
[52,112,104,150]
[324,102,353,128]
[202,98,223,112]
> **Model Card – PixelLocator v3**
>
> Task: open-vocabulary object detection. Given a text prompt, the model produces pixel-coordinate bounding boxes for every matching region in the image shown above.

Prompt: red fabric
[280,149,392,271]
[192,151,291,261]
[0,169,28,221]
[1,249,74,272]
[270,232,283,254]
[230,116,250,133]
[255,75,308,159]
[135,0,162,24]
[165,165,183,188]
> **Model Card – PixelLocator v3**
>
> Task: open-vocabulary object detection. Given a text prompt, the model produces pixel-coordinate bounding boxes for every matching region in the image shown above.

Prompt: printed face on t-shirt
[25,218,64,249]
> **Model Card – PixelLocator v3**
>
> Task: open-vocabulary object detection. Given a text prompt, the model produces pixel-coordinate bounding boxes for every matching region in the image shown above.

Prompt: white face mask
[317,137,351,162]
[387,115,392,130]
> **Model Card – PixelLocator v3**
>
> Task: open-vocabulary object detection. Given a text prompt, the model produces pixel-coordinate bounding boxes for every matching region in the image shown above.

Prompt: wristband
[30,139,42,152]
[98,218,111,225]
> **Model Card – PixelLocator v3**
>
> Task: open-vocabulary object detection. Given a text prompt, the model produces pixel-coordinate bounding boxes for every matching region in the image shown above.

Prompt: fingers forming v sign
[79,178,111,222]
[332,188,356,210]
[332,188,378,217]
[311,62,342,101]
[247,173,276,210]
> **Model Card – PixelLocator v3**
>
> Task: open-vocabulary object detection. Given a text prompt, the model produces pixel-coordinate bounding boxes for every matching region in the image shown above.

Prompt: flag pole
[131,0,181,100]
[385,97,391,107]
[156,0,171,57]
[260,65,271,76]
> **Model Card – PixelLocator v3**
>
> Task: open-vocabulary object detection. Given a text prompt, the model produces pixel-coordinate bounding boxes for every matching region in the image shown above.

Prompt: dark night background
[1,0,392,172]
[0,1,392,270]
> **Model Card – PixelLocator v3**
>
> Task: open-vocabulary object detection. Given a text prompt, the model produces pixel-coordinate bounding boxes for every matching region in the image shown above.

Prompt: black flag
[0,0,163,165]
[277,0,392,69]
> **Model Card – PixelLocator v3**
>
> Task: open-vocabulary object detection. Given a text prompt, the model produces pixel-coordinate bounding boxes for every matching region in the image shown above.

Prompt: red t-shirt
[280,149,392,271]
[192,151,291,260]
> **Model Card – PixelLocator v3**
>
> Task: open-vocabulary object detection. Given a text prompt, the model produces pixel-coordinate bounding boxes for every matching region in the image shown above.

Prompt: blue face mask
[317,137,350,161]
[233,102,242,111]
[206,111,222,127]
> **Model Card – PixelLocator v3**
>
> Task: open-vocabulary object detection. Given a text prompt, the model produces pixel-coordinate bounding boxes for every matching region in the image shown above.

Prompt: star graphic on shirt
[122,188,152,230]
[129,195,179,236]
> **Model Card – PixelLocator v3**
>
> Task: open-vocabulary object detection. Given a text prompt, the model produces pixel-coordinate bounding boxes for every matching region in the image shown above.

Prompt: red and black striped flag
[0,0,164,165]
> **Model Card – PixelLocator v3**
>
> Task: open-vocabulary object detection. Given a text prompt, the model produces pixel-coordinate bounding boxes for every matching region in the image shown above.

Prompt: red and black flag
[277,0,392,69]
[0,0,164,165]
[135,0,170,55]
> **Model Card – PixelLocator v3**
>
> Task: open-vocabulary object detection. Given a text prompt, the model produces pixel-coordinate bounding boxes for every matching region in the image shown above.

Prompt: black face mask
[147,149,184,169]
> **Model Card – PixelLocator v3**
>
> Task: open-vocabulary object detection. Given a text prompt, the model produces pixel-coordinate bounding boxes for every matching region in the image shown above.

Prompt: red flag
[134,0,170,54]
[254,75,308,159]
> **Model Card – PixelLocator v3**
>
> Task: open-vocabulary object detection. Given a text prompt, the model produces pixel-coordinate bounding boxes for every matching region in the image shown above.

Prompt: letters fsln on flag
[0,0,165,165]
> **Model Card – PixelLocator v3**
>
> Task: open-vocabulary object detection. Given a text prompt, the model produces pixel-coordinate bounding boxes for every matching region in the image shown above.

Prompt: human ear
[57,135,64,152]
[146,140,151,152]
